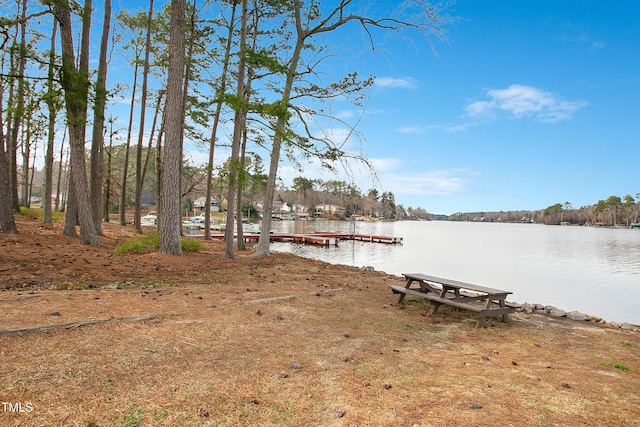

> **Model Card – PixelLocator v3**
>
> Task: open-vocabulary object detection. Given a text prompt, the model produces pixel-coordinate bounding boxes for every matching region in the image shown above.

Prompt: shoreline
[509,301,640,331]
[2,215,640,425]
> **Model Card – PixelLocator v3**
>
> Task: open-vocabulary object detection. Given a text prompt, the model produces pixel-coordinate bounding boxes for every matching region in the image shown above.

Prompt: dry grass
[1,216,639,426]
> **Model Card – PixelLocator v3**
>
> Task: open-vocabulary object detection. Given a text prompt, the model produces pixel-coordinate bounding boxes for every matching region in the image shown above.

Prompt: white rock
[549,309,567,318]
[567,311,588,321]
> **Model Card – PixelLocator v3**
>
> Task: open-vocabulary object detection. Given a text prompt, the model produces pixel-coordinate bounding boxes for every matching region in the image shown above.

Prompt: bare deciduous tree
[255,0,448,255]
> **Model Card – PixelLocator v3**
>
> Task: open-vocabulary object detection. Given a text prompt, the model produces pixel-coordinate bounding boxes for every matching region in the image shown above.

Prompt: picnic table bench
[390,273,516,328]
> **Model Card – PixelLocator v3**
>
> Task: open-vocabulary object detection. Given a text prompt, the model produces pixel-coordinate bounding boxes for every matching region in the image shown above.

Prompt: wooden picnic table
[390,273,516,328]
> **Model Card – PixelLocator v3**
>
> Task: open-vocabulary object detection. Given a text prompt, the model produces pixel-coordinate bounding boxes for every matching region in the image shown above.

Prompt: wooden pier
[199,231,402,247]
[313,232,403,244]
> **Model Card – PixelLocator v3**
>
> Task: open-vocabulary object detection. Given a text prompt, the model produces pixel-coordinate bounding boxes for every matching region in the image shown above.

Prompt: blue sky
[277,0,639,214]
[18,1,638,215]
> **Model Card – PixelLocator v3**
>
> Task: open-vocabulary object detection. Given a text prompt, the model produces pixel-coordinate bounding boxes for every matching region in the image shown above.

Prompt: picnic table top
[402,273,512,296]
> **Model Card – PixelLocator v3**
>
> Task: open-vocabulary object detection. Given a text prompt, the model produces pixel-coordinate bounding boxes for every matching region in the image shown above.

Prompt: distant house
[271,201,293,219]
[193,196,220,212]
[272,210,297,220]
[274,201,290,212]
[291,203,309,213]
[315,204,346,216]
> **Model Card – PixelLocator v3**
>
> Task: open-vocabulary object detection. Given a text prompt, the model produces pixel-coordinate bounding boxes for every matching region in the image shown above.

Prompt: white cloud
[466,84,587,123]
[335,109,355,120]
[277,154,474,202]
[277,156,378,191]
[464,100,495,118]
[113,94,133,105]
[395,123,444,134]
[374,76,418,89]
[369,157,402,172]
[444,122,481,133]
[382,168,474,197]
[396,126,426,134]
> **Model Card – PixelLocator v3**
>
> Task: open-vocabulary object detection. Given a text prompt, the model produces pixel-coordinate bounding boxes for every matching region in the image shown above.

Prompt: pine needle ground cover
[1,216,639,426]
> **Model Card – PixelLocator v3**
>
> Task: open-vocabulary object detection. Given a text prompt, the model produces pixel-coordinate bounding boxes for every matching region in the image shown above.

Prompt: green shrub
[141,230,162,248]
[598,361,631,371]
[122,406,144,427]
[181,238,205,252]
[19,207,63,222]
[20,207,41,220]
[115,231,204,255]
[114,240,146,255]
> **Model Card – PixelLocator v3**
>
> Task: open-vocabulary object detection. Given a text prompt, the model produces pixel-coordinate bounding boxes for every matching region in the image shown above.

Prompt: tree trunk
[120,62,139,225]
[27,117,37,206]
[173,0,197,238]
[20,94,31,208]
[235,127,248,250]
[224,0,248,259]
[235,2,260,251]
[154,114,165,224]
[90,0,112,235]
[141,91,164,195]
[0,143,17,233]
[43,19,58,228]
[62,170,77,236]
[134,0,154,234]
[54,129,66,212]
[255,25,304,256]
[55,0,100,246]
[203,1,238,241]
[103,116,115,222]
[0,80,17,233]
[159,0,186,255]
[8,0,28,213]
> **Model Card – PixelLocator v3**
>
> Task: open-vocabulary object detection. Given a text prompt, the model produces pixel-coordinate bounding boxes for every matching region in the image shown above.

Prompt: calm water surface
[268,219,640,325]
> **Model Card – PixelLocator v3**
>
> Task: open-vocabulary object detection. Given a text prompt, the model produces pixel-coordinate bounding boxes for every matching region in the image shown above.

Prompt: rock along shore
[512,301,639,332]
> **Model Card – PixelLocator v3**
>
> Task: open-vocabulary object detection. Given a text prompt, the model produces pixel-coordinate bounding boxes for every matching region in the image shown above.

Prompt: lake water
[267,219,640,325]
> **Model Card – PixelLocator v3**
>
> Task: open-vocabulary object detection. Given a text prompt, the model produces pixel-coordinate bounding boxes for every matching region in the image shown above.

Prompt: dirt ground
[1,215,639,426]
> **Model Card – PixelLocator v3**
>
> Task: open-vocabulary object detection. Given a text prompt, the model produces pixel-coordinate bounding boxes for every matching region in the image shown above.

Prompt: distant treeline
[440,194,640,226]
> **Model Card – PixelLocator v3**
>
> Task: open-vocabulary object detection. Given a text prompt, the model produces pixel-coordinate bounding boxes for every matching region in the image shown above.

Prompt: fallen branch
[0,294,41,302]
[246,288,344,304]
[0,318,110,335]
[0,312,182,336]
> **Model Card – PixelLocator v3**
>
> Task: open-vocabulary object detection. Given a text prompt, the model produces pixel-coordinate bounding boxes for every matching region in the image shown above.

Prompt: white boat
[183,215,206,229]
[201,218,260,233]
[188,215,206,224]
[140,211,157,227]
[239,220,260,233]
[204,221,224,231]
[182,220,200,229]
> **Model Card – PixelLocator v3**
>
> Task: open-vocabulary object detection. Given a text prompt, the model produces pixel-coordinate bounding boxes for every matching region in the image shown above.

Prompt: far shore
[1,214,639,425]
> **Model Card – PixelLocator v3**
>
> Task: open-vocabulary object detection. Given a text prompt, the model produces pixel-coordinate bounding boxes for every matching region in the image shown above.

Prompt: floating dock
[313,231,403,244]
[198,231,402,247]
